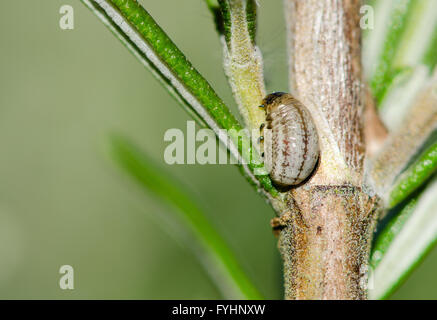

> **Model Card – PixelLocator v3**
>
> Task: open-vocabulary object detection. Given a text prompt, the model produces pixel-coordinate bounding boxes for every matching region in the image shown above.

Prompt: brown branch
[280,0,377,300]
[285,0,365,186]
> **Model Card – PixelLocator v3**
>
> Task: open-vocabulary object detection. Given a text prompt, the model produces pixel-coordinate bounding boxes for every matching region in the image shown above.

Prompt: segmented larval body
[261,93,319,186]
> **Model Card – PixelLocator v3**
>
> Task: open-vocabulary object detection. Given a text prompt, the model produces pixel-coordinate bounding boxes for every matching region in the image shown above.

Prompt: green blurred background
[0,0,435,299]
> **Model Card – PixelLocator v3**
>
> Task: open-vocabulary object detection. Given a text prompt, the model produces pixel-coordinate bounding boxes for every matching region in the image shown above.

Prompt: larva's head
[260,92,287,113]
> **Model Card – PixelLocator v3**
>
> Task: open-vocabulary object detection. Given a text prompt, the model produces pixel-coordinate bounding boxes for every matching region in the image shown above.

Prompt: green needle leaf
[423,26,437,70]
[108,0,240,132]
[369,177,437,300]
[370,198,417,270]
[370,0,415,105]
[110,134,263,300]
[82,0,279,199]
[368,0,437,110]
[80,0,207,127]
[389,141,437,208]
[214,0,257,46]
[204,0,225,36]
[245,0,257,45]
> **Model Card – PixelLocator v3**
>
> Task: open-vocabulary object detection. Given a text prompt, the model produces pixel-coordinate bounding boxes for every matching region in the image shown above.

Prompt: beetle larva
[259,92,319,186]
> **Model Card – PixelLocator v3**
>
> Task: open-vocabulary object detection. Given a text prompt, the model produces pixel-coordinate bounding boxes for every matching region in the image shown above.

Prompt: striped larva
[259,92,319,187]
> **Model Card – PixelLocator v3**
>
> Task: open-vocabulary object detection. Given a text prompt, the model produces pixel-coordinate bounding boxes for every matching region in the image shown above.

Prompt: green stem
[218,0,267,134]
